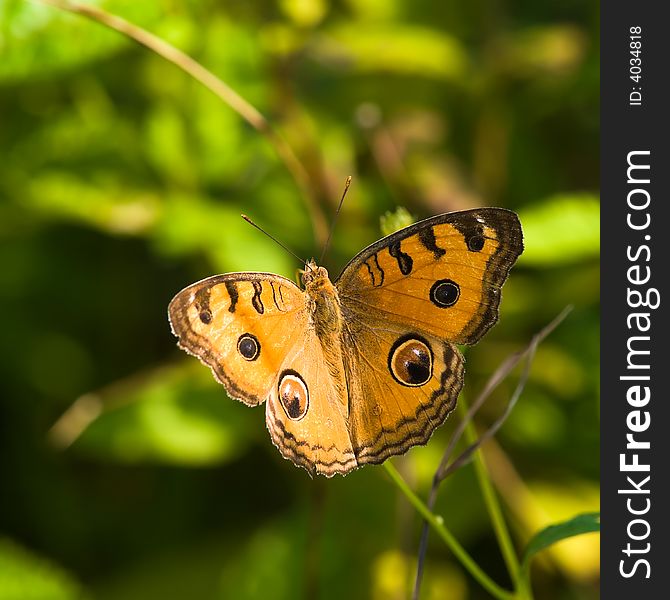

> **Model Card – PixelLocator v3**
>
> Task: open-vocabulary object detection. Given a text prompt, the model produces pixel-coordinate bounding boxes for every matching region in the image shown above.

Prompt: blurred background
[0,0,599,598]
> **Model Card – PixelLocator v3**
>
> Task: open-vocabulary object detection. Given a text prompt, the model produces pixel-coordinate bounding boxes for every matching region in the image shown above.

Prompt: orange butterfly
[168,208,523,476]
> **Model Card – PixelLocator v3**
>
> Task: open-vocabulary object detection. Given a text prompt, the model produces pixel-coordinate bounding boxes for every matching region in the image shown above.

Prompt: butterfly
[168,208,523,477]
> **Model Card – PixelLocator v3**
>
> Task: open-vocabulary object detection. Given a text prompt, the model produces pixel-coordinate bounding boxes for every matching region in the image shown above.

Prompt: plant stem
[383,462,515,600]
[460,403,523,588]
[461,415,535,599]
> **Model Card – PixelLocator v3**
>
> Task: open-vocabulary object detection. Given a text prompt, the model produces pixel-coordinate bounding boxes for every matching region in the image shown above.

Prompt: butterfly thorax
[302,262,349,412]
[302,263,341,335]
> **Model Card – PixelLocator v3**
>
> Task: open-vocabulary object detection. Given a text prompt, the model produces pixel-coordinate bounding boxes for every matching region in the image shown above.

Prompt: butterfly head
[301,260,331,290]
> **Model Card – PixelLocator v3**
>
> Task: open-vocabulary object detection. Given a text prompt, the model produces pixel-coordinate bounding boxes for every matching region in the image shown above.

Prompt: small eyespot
[388,336,433,387]
[199,310,212,324]
[278,370,309,420]
[237,333,260,361]
[467,234,485,252]
[430,279,460,308]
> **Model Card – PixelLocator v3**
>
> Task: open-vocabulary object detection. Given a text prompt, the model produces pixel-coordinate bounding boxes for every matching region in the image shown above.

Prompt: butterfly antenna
[319,176,352,265]
[240,214,310,270]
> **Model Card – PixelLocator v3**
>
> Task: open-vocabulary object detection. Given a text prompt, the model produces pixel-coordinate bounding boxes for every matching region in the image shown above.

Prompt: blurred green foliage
[0,0,599,598]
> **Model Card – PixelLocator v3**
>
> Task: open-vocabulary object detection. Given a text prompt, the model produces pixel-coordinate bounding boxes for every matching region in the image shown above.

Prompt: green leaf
[380,206,414,236]
[0,538,88,600]
[0,1,145,82]
[26,171,160,235]
[496,25,588,78]
[153,193,298,275]
[312,24,468,80]
[521,512,600,573]
[517,194,600,266]
[71,363,258,466]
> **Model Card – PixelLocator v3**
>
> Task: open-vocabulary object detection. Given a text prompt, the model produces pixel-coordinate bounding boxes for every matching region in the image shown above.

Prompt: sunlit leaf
[518,194,600,265]
[496,25,588,78]
[279,0,328,27]
[27,171,160,235]
[0,538,88,600]
[0,0,164,82]
[517,483,601,580]
[312,24,468,80]
[380,206,413,236]
[72,363,258,466]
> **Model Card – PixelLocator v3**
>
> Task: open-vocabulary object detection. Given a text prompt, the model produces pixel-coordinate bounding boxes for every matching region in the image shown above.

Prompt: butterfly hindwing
[265,334,357,477]
[336,208,523,345]
[342,317,464,466]
[168,273,307,406]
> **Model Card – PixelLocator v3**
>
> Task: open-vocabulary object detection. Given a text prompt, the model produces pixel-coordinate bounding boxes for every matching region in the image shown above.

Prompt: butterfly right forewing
[336,208,523,345]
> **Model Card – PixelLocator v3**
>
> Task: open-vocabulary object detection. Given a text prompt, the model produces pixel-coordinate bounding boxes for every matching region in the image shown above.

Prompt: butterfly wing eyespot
[237,333,260,361]
[388,335,433,387]
[277,370,309,420]
[467,234,485,252]
[430,279,460,308]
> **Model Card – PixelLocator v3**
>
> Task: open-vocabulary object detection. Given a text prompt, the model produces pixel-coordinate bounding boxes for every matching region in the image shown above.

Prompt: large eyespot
[430,279,460,308]
[237,333,260,361]
[388,335,433,387]
[199,310,212,324]
[278,370,309,420]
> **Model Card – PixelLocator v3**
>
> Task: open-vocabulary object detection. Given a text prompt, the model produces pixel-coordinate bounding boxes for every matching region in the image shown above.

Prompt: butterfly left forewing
[168,273,307,406]
[170,271,358,476]
[336,208,523,345]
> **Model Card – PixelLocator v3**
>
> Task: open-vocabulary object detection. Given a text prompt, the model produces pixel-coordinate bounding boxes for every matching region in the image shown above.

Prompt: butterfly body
[301,262,349,412]
[168,208,523,477]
